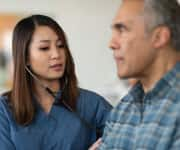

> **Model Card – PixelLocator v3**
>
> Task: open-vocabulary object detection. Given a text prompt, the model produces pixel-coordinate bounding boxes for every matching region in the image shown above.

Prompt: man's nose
[109,32,121,51]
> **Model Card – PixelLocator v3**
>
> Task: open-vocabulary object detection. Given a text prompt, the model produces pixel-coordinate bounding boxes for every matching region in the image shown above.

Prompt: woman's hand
[88,138,102,150]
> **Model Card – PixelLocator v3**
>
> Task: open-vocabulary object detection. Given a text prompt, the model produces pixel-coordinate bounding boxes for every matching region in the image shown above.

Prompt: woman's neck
[33,79,60,113]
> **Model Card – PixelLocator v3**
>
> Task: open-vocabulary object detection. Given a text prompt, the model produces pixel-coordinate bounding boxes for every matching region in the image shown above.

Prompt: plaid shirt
[98,62,180,150]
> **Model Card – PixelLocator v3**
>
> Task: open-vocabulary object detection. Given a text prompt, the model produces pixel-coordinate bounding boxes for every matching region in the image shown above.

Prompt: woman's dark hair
[5,14,79,125]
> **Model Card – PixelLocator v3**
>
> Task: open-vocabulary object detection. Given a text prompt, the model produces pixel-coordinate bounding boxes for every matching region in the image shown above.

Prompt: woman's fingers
[88,138,102,150]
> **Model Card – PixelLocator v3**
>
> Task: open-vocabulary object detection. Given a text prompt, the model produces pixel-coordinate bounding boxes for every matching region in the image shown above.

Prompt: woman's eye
[39,47,49,51]
[57,44,65,48]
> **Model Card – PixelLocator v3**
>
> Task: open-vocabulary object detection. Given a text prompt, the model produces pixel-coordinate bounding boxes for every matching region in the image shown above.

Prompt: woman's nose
[51,46,61,59]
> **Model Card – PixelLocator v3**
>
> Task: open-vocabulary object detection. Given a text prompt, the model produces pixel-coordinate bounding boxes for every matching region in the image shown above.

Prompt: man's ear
[151,26,171,49]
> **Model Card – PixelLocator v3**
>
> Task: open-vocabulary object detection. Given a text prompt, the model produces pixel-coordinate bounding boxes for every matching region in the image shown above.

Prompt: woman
[0,15,112,150]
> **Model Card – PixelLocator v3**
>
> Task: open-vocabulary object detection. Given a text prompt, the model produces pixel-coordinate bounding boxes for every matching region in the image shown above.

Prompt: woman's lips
[50,64,64,71]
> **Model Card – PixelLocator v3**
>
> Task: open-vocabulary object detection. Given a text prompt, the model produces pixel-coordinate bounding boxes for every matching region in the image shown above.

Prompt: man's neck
[140,49,179,93]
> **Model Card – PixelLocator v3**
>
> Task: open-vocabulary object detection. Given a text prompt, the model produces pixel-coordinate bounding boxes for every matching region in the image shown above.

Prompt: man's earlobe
[152,26,171,49]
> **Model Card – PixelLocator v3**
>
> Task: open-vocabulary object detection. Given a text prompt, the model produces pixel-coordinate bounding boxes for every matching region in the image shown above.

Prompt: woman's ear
[26,61,30,67]
[26,64,30,68]
[26,54,30,67]
[151,26,171,49]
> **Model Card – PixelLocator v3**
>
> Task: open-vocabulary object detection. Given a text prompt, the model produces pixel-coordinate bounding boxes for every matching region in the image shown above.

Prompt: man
[90,0,180,149]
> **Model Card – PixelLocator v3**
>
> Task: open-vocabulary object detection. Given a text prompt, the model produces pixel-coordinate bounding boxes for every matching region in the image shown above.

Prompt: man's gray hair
[143,0,180,50]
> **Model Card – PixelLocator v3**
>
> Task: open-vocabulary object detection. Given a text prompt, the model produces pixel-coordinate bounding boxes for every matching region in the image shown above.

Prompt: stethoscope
[25,66,102,136]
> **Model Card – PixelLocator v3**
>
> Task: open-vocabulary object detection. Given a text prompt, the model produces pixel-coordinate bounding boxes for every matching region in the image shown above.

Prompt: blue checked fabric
[98,62,180,150]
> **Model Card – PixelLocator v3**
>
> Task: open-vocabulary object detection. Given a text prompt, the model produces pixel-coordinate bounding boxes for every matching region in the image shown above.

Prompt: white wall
[0,0,123,92]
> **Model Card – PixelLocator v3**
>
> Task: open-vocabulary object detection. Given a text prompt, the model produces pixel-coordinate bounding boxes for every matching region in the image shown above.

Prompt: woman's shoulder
[77,88,112,130]
[77,88,112,111]
[0,94,12,117]
[0,95,9,110]
[78,88,108,103]
[0,95,13,124]
[79,88,104,97]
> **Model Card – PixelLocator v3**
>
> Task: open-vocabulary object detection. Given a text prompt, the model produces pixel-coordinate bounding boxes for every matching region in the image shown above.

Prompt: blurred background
[0,0,130,106]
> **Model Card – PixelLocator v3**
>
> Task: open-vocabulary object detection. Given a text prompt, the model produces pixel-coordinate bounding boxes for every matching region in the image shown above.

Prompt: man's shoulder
[165,62,180,89]
[167,78,180,104]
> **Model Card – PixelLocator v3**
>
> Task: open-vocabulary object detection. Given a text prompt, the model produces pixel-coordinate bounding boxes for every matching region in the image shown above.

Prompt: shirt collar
[123,62,180,103]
